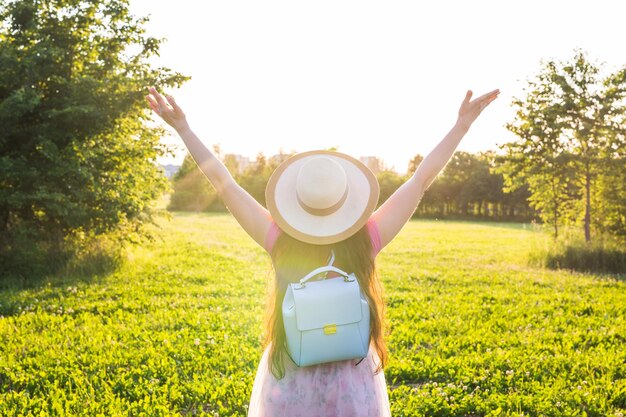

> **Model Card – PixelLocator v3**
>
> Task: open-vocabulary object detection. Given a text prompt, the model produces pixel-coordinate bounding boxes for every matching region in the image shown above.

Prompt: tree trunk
[553,196,559,240]
[552,177,559,239]
[584,165,591,243]
[554,216,558,239]
[0,209,8,252]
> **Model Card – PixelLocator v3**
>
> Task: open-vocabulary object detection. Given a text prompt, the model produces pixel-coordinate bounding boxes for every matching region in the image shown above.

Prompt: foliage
[595,109,626,239]
[498,50,626,241]
[0,0,188,276]
[419,152,532,220]
[406,154,424,176]
[529,228,626,275]
[168,153,224,212]
[169,151,533,221]
[168,150,292,212]
[1,213,624,416]
[376,170,406,208]
[595,160,626,239]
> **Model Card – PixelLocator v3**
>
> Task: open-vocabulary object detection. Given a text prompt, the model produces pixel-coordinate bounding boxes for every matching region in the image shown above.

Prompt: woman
[146,86,499,416]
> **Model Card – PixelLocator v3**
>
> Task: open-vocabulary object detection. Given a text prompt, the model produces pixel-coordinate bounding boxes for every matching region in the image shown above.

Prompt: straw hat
[265,150,380,245]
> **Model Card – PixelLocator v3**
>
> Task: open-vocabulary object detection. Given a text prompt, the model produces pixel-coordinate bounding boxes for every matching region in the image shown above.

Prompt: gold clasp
[323,324,337,335]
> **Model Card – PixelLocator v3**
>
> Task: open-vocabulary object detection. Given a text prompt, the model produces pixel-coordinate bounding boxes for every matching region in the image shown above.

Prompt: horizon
[158,147,504,176]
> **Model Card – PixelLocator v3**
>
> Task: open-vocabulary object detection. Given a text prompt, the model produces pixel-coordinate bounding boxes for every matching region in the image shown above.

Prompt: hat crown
[296,157,348,210]
[265,150,380,245]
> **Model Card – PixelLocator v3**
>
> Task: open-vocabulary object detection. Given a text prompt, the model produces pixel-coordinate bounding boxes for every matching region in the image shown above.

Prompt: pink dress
[247,219,391,417]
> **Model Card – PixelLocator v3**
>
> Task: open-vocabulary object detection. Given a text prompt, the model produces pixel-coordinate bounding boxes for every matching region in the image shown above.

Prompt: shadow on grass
[0,237,131,317]
[539,248,626,281]
[528,234,626,281]
[1,241,123,287]
[409,217,537,233]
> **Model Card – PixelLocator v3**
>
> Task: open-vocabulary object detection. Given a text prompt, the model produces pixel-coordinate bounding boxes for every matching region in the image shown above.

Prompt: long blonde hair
[264,225,387,379]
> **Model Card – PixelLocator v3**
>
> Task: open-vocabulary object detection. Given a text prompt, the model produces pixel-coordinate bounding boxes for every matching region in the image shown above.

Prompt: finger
[463,90,473,106]
[475,93,500,113]
[149,86,168,108]
[145,95,160,113]
[484,92,500,106]
[474,89,500,103]
[166,95,181,114]
[479,97,499,112]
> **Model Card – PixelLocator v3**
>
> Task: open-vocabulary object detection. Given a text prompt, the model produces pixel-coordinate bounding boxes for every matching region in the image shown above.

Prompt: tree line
[168,150,533,221]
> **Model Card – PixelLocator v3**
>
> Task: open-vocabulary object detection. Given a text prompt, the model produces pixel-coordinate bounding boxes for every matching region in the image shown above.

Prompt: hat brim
[265,150,380,245]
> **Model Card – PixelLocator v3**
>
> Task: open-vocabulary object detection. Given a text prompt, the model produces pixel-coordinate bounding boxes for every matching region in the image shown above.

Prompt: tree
[406,154,424,176]
[548,52,623,241]
[438,151,531,219]
[376,170,405,209]
[499,65,572,238]
[406,151,531,220]
[449,152,501,217]
[498,51,626,240]
[479,152,531,219]
[466,152,499,216]
[594,68,626,239]
[168,153,223,212]
[237,152,269,206]
[439,152,475,215]
[0,0,187,272]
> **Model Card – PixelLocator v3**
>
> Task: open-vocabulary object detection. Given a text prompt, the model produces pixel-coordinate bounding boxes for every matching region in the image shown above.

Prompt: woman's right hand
[146,86,189,133]
[456,89,500,131]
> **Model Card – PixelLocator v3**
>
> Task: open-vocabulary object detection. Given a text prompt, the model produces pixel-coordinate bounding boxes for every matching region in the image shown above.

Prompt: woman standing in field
[146,86,498,416]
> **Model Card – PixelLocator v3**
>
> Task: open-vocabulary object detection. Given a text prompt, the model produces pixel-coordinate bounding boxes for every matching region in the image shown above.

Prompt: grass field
[1,212,625,416]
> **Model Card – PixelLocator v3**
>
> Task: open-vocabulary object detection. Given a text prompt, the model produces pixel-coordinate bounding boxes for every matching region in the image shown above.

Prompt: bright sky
[131,0,626,174]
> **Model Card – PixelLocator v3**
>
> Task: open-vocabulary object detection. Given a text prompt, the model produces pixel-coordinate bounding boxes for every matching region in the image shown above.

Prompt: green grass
[1,214,624,416]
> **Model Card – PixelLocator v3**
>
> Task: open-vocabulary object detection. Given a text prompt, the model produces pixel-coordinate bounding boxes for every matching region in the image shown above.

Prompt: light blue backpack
[282,252,371,367]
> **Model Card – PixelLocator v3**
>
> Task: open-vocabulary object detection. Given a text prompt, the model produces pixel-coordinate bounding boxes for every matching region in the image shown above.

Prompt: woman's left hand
[457,89,500,130]
[146,86,190,133]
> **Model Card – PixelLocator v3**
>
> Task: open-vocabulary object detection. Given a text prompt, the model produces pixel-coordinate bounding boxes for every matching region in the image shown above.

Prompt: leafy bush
[0,0,187,280]
[529,229,626,275]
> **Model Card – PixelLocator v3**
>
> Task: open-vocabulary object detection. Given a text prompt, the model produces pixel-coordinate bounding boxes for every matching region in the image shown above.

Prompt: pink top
[264,218,383,257]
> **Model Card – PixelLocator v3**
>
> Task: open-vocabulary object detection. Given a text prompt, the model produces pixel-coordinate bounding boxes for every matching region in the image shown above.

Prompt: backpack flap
[290,275,363,332]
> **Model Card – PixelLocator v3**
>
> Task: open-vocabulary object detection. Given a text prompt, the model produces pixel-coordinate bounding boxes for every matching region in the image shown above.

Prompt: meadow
[0,212,624,416]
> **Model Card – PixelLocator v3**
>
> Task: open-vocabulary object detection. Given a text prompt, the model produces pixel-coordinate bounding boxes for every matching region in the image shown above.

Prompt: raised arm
[146,87,272,249]
[371,89,500,249]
